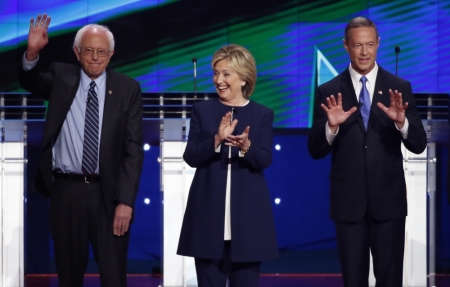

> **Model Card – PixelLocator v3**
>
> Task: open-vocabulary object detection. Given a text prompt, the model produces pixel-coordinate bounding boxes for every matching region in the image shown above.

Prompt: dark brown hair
[345,17,379,43]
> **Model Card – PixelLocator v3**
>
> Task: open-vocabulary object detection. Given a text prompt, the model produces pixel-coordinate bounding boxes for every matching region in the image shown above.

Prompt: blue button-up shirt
[23,54,106,174]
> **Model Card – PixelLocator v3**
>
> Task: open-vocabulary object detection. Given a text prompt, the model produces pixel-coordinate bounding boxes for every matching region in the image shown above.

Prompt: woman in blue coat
[177,44,278,286]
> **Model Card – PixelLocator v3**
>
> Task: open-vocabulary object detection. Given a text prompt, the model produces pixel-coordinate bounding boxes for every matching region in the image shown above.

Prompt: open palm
[28,14,51,54]
[217,112,237,140]
[376,89,407,128]
[321,93,357,129]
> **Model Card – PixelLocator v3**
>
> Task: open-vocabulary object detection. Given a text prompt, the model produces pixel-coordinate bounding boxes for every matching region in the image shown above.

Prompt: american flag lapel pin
[378,90,383,94]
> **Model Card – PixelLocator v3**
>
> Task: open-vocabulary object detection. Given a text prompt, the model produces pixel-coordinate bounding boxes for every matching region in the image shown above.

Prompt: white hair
[73,24,115,52]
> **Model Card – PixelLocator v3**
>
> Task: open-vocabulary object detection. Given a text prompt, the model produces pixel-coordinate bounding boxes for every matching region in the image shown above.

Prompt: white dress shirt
[326,63,409,144]
[215,100,249,240]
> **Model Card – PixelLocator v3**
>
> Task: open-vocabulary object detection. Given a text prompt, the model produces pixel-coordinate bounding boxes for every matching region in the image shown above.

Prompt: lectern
[156,93,211,287]
[0,91,46,287]
[382,93,447,287]
[0,121,26,287]
[415,93,449,287]
[366,93,448,287]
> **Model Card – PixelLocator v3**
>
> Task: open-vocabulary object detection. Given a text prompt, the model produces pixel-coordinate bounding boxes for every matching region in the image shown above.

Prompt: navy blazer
[308,66,427,222]
[177,98,278,262]
[19,62,144,221]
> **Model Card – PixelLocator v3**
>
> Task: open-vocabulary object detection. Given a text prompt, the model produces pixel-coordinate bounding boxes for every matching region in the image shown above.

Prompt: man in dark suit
[308,17,427,287]
[19,14,144,287]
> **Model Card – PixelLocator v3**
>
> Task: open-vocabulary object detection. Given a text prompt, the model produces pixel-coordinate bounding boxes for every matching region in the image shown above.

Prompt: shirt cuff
[325,122,339,145]
[395,118,409,139]
[23,51,39,71]
[215,145,221,153]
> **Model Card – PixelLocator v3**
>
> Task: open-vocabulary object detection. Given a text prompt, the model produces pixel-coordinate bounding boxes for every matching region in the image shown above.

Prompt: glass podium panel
[0,121,26,287]
[366,143,428,287]
[415,93,449,287]
[161,118,197,287]
[157,93,209,287]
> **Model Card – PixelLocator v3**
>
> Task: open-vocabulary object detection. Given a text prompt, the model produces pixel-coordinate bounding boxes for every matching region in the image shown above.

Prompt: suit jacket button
[365,145,368,149]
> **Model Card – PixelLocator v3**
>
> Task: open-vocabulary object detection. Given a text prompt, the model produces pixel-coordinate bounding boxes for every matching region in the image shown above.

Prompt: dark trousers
[195,241,261,287]
[49,178,130,287]
[335,211,406,287]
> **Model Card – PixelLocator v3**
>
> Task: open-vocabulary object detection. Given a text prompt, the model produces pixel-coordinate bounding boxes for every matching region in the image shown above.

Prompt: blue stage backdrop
[2,0,449,274]
[2,0,450,128]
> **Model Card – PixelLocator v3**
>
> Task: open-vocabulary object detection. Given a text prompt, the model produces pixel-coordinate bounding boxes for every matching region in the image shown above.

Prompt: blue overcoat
[177,98,278,262]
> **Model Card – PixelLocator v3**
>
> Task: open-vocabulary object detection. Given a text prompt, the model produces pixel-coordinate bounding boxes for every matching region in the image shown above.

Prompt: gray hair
[73,24,115,52]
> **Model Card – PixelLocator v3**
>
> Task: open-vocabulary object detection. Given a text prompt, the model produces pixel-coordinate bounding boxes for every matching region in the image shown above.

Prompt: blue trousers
[194,241,261,287]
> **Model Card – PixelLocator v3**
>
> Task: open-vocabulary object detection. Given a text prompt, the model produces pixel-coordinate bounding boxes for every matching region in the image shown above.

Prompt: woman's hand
[226,126,250,151]
[215,112,238,147]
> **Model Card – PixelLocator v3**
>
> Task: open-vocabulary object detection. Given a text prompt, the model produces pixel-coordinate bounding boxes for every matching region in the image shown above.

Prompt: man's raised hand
[26,14,51,61]
[321,93,357,133]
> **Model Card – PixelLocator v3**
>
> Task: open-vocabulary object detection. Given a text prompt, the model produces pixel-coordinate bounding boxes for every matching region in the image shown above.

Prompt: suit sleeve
[308,85,332,159]
[239,108,273,170]
[401,81,427,154]
[19,61,54,100]
[116,81,144,206]
[183,104,219,168]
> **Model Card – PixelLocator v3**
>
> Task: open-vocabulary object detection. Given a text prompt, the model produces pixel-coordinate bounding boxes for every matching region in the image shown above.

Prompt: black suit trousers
[195,241,261,287]
[335,211,405,287]
[49,178,130,287]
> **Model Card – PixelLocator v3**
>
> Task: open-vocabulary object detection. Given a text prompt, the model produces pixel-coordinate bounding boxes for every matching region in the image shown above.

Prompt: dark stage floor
[26,274,450,287]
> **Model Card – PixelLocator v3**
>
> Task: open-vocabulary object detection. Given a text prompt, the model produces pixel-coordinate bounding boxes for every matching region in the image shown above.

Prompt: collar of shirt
[348,62,378,102]
[80,70,107,97]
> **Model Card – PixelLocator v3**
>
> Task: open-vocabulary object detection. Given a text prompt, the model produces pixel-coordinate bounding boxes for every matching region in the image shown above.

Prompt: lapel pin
[378,90,383,94]
[109,90,112,94]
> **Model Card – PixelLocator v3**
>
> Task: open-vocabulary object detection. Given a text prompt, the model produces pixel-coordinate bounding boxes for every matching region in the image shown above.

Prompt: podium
[0,121,26,287]
[161,119,198,287]
[367,93,449,287]
[416,93,449,287]
[0,92,42,287]
[158,93,211,287]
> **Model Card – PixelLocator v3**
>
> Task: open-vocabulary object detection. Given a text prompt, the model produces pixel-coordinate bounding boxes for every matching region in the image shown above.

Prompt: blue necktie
[359,76,371,130]
[81,81,99,175]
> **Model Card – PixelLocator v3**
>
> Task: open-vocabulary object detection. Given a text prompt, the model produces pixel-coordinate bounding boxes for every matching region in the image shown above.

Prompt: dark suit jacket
[177,99,278,262]
[19,62,144,221]
[308,66,427,222]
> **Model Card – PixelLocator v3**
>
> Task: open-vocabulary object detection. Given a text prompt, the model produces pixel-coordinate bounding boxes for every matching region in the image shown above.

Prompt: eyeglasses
[79,47,110,57]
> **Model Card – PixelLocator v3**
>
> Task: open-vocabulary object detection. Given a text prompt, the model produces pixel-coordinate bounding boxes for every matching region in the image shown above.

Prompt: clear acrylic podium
[368,93,448,287]
[367,133,428,287]
[157,93,211,287]
[161,118,197,287]
[414,93,448,287]
[0,121,26,287]
[0,91,43,287]
[420,93,449,287]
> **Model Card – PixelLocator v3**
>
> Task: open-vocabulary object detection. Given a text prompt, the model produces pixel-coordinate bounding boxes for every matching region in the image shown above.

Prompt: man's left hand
[377,89,408,129]
[113,203,132,236]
